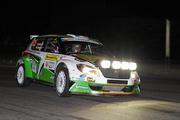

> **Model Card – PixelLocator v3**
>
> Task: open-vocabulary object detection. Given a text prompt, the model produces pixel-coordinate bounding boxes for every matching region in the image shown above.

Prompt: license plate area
[102,86,125,91]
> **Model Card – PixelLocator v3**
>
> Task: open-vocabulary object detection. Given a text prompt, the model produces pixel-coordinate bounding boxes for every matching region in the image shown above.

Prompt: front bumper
[69,80,140,96]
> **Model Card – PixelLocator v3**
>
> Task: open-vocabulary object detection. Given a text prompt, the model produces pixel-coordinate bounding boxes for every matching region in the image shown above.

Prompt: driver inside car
[72,44,82,54]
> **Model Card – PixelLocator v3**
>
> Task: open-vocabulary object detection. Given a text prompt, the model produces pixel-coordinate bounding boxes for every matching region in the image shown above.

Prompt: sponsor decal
[80,74,86,80]
[87,77,95,82]
[59,55,65,60]
[75,85,89,89]
[45,54,59,61]
[45,60,56,70]
[31,60,37,72]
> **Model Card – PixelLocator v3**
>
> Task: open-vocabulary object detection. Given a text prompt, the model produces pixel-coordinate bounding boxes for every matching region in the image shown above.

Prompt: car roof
[32,34,103,45]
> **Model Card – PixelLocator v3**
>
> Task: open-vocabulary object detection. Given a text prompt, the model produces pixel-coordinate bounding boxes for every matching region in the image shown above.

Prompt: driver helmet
[72,44,81,53]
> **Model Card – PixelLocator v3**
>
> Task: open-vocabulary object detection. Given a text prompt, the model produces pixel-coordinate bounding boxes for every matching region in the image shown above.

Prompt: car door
[38,37,61,84]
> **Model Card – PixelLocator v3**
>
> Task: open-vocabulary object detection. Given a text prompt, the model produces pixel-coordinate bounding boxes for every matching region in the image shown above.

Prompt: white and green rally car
[16,34,140,96]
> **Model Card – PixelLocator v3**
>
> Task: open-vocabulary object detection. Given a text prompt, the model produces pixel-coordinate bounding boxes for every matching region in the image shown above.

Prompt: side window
[45,37,60,54]
[31,38,45,51]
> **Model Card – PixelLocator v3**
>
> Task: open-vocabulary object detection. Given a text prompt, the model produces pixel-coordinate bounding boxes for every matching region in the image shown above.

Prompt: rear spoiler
[30,35,39,40]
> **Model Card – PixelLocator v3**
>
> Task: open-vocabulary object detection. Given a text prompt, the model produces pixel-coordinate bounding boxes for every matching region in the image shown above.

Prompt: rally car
[16,34,140,96]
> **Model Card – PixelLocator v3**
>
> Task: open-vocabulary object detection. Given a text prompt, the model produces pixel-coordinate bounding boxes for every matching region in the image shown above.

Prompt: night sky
[1,1,180,62]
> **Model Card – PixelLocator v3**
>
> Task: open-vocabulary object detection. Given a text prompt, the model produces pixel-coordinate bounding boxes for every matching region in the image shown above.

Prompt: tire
[55,67,70,97]
[16,64,31,87]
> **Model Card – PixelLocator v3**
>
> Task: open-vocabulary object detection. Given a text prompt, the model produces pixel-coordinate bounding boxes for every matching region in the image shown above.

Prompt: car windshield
[62,41,103,55]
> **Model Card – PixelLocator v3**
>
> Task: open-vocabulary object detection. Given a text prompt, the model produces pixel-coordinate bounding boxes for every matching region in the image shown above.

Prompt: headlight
[129,62,137,70]
[121,62,129,70]
[130,72,136,79]
[112,61,121,69]
[77,64,97,75]
[100,60,111,69]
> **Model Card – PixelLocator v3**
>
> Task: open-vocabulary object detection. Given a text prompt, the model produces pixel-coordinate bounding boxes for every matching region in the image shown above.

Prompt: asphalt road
[0,66,180,120]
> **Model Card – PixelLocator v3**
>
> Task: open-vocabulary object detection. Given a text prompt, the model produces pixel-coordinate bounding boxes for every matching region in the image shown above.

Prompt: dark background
[1,1,180,63]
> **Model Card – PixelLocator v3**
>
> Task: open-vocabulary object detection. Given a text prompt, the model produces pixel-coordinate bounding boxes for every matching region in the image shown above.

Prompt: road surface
[0,66,180,120]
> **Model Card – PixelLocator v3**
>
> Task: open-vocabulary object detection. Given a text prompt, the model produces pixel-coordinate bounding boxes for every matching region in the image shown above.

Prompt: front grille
[107,80,128,84]
[99,68,130,79]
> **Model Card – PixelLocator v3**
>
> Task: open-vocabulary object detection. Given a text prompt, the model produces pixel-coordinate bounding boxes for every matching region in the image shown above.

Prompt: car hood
[75,54,112,64]
[74,54,134,64]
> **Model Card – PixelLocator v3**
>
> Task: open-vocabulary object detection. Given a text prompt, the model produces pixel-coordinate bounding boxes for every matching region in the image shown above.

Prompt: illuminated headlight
[112,61,121,69]
[130,72,140,83]
[100,60,111,69]
[130,72,136,79]
[121,62,129,70]
[77,64,97,75]
[129,62,137,70]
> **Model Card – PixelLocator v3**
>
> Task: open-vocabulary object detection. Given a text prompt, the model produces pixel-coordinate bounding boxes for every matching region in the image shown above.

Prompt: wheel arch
[17,57,33,78]
[55,62,70,76]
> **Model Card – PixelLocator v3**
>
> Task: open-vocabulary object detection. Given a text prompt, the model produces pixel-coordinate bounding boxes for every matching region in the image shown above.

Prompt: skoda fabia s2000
[16,34,140,97]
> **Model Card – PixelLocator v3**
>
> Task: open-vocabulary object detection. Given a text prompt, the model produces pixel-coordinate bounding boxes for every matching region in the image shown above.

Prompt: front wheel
[16,64,31,87]
[55,68,70,97]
